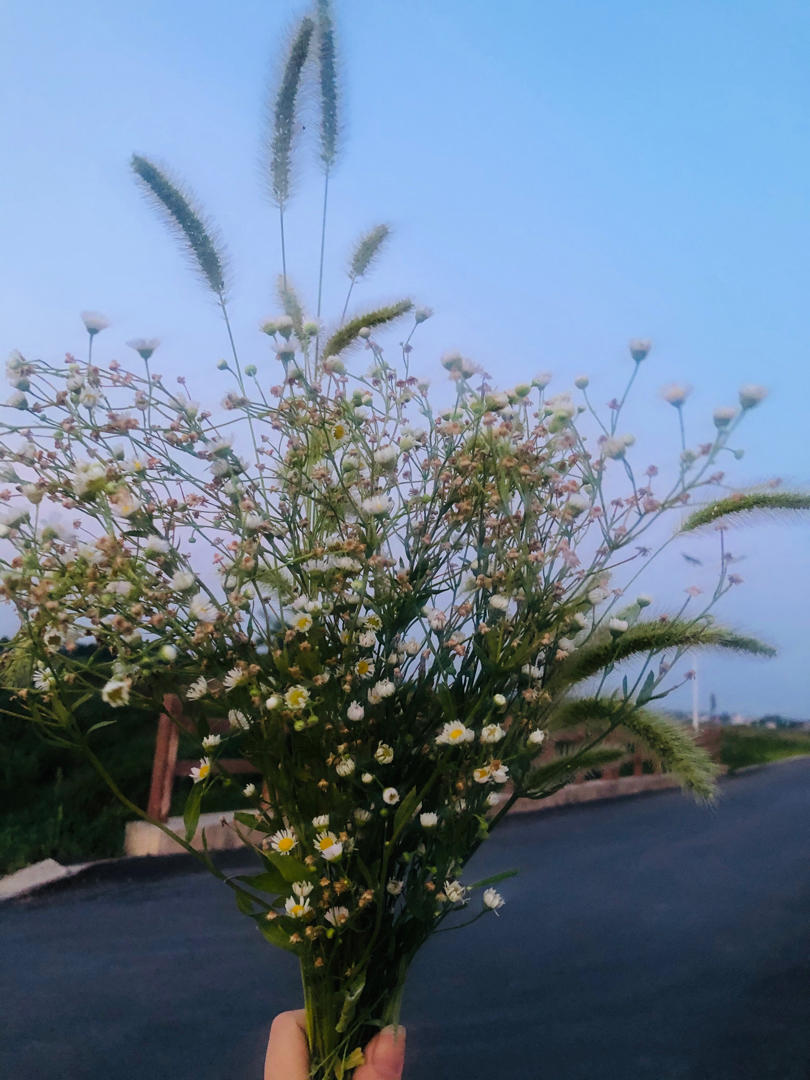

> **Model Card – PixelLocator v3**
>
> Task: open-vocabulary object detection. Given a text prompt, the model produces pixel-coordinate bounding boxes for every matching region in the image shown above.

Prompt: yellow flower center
[317,835,335,851]
[277,836,294,852]
[356,660,371,676]
[333,423,346,440]
[290,903,305,917]
[449,726,465,741]
[198,762,210,780]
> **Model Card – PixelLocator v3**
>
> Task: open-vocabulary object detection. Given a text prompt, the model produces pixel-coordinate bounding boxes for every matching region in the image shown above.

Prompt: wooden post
[147,711,179,822]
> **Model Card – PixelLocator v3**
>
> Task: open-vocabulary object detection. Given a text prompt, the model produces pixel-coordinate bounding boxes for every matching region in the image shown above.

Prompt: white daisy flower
[483,887,505,913]
[386,879,404,896]
[486,792,505,807]
[142,536,171,556]
[490,763,509,784]
[739,383,767,409]
[382,787,399,805]
[314,833,343,861]
[347,701,365,722]
[336,756,356,777]
[269,828,297,855]
[357,629,377,648]
[170,571,196,592]
[480,723,505,744]
[324,906,349,927]
[489,594,510,612]
[186,676,208,701]
[284,685,310,710]
[528,728,547,746]
[32,665,55,692]
[354,659,373,680]
[443,880,469,905]
[189,757,211,784]
[661,383,692,407]
[228,709,250,731]
[403,639,421,656]
[202,733,221,751]
[222,667,249,692]
[293,613,313,634]
[189,593,218,622]
[473,765,492,784]
[374,743,394,765]
[353,809,372,825]
[312,814,329,828]
[292,881,313,898]
[435,721,475,746]
[243,783,256,798]
[81,310,110,335]
[419,812,438,828]
[284,896,311,919]
[101,677,131,708]
[360,494,391,517]
[373,445,399,468]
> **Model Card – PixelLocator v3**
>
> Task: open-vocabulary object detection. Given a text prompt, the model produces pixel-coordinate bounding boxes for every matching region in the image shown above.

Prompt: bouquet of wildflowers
[1,6,807,1078]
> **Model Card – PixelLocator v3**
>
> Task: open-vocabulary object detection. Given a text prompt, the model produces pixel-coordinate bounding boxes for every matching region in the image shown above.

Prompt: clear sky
[1,0,809,717]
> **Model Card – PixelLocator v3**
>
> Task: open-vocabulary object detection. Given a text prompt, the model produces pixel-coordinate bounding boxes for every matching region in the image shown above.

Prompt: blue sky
[1,0,808,716]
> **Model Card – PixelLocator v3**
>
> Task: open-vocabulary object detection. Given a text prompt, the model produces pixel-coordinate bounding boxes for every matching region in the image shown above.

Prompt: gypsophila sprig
[2,12,806,1080]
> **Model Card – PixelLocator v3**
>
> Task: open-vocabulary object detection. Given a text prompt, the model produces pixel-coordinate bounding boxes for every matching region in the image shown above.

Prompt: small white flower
[229,709,250,730]
[170,571,196,592]
[636,594,653,608]
[382,787,400,805]
[443,880,469,905]
[32,664,55,692]
[403,639,421,656]
[336,756,356,777]
[483,887,505,913]
[108,489,141,518]
[312,814,330,828]
[564,492,589,517]
[347,701,365,722]
[354,808,372,825]
[270,828,297,855]
[493,693,507,709]
[480,723,506,744]
[293,613,313,634]
[419,811,438,828]
[186,676,209,701]
[661,383,692,407]
[423,607,447,632]
[292,881,313,898]
[324,906,349,927]
[127,337,160,360]
[314,832,343,861]
[101,677,131,708]
[521,663,542,681]
[265,695,282,710]
[285,685,310,710]
[81,311,110,335]
[243,783,256,797]
[373,444,399,469]
[374,743,394,765]
[486,791,505,807]
[159,644,178,663]
[490,763,509,784]
[473,765,492,784]
[371,678,395,700]
[354,658,374,680]
[528,728,547,746]
[738,383,767,410]
[222,667,250,693]
[628,338,652,362]
[360,494,391,517]
[713,406,737,429]
[488,594,510,612]
[435,721,475,746]
[284,896,311,919]
[574,374,589,389]
[189,757,211,784]
[189,593,218,622]
[609,618,628,635]
[202,733,221,751]
[361,772,373,784]
[386,879,404,896]
[357,629,377,648]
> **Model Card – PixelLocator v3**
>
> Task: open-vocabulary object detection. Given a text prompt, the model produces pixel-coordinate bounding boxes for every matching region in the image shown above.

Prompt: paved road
[3,759,809,1080]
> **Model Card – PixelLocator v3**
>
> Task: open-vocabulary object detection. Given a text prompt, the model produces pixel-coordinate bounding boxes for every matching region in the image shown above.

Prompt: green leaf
[234,889,256,915]
[636,670,656,706]
[86,720,118,736]
[183,784,203,841]
[335,974,366,1034]
[233,811,260,829]
[521,746,626,800]
[392,786,420,838]
[264,852,315,883]
[680,491,810,532]
[256,916,298,952]
[436,685,456,723]
[236,869,289,896]
[469,869,519,890]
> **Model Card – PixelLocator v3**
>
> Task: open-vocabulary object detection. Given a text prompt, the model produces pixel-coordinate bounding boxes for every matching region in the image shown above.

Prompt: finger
[264,1009,309,1080]
[354,1025,406,1080]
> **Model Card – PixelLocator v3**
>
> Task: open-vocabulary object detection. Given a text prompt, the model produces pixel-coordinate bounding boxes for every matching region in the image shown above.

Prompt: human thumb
[354,1025,406,1080]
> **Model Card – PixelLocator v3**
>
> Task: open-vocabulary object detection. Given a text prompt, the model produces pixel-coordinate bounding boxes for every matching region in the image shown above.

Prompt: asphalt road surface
[3,758,809,1080]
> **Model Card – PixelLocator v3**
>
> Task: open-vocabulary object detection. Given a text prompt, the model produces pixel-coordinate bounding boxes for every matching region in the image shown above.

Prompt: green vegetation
[0,695,239,876]
[719,725,810,772]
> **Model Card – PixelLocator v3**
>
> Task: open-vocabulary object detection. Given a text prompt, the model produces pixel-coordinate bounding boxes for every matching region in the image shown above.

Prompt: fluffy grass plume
[547,619,776,695]
[323,299,413,358]
[680,491,810,532]
[268,16,315,208]
[317,0,339,169]
[350,225,390,279]
[131,154,227,297]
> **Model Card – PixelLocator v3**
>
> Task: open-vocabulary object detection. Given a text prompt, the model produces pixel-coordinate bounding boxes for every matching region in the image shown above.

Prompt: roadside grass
[0,699,241,876]
[719,725,810,772]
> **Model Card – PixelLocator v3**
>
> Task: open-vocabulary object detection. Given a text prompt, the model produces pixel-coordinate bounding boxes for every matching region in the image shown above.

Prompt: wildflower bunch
[1,6,806,1078]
